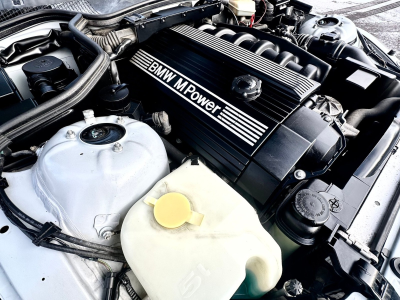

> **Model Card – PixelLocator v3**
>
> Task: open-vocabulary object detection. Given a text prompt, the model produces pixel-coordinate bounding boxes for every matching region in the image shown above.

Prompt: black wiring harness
[0,155,145,299]
[0,156,126,262]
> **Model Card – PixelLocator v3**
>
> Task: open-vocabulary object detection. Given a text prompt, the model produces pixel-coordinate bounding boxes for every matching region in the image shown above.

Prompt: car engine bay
[1,1,400,299]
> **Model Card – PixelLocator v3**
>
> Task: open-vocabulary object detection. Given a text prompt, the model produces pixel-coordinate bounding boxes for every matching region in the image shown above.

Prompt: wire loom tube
[0,188,124,255]
[1,197,125,262]
[0,155,125,262]
[346,97,400,128]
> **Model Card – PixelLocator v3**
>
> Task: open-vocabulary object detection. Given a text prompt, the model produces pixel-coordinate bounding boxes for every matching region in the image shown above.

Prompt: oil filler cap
[144,193,204,229]
[293,189,330,226]
[231,75,262,102]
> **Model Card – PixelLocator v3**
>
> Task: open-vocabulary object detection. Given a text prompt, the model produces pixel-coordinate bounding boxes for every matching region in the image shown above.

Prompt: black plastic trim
[0,14,110,150]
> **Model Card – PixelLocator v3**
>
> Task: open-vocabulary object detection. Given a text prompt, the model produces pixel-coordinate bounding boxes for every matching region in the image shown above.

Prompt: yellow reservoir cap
[144,193,204,228]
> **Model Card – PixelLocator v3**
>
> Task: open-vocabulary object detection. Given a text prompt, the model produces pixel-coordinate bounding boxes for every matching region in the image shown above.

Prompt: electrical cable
[114,281,122,300]
[254,0,267,25]
[0,156,126,262]
[226,6,239,25]
[98,259,113,272]
[0,195,126,262]
[114,267,142,300]
[0,188,123,254]
[10,150,35,158]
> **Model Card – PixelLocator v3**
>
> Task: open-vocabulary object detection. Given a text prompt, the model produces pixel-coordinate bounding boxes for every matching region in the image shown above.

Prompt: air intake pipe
[297,33,376,68]
[198,24,322,81]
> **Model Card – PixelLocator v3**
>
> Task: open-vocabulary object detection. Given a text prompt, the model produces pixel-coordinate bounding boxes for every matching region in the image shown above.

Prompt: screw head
[66,130,76,139]
[117,116,124,124]
[284,279,303,297]
[323,115,332,122]
[294,169,306,180]
[113,142,123,152]
[103,231,113,240]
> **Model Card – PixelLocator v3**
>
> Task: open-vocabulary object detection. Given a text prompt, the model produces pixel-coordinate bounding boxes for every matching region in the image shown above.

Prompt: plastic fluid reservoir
[228,0,256,16]
[121,159,282,300]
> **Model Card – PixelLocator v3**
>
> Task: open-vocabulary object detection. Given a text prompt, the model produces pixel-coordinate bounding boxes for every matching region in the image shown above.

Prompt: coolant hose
[346,97,400,128]
[160,137,186,164]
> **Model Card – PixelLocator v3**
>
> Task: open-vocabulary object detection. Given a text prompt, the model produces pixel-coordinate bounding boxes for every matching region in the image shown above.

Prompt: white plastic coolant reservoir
[32,114,169,241]
[121,160,282,300]
[228,0,256,16]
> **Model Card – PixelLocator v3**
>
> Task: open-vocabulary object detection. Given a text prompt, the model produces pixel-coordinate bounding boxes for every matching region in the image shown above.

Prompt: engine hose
[10,150,34,158]
[346,97,400,128]
[297,34,375,67]
[283,32,298,46]
[0,188,123,254]
[160,137,187,164]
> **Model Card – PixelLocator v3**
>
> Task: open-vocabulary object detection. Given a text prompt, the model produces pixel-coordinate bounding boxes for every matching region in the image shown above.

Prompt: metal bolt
[267,279,303,299]
[66,130,76,139]
[113,142,123,152]
[103,231,113,240]
[294,169,306,180]
[284,279,303,297]
[30,146,39,153]
[117,116,124,124]
[323,115,332,122]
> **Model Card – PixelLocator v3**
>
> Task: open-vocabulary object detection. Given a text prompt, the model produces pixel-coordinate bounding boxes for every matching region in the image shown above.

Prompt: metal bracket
[82,109,96,125]
[337,230,379,264]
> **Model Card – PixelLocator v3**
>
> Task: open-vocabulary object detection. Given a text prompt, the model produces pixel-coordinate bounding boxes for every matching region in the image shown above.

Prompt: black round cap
[22,56,65,76]
[22,56,70,87]
[99,84,130,112]
[293,189,330,226]
[231,75,262,101]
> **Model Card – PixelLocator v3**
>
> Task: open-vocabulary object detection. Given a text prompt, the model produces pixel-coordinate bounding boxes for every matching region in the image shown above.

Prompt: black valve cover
[129,25,342,207]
